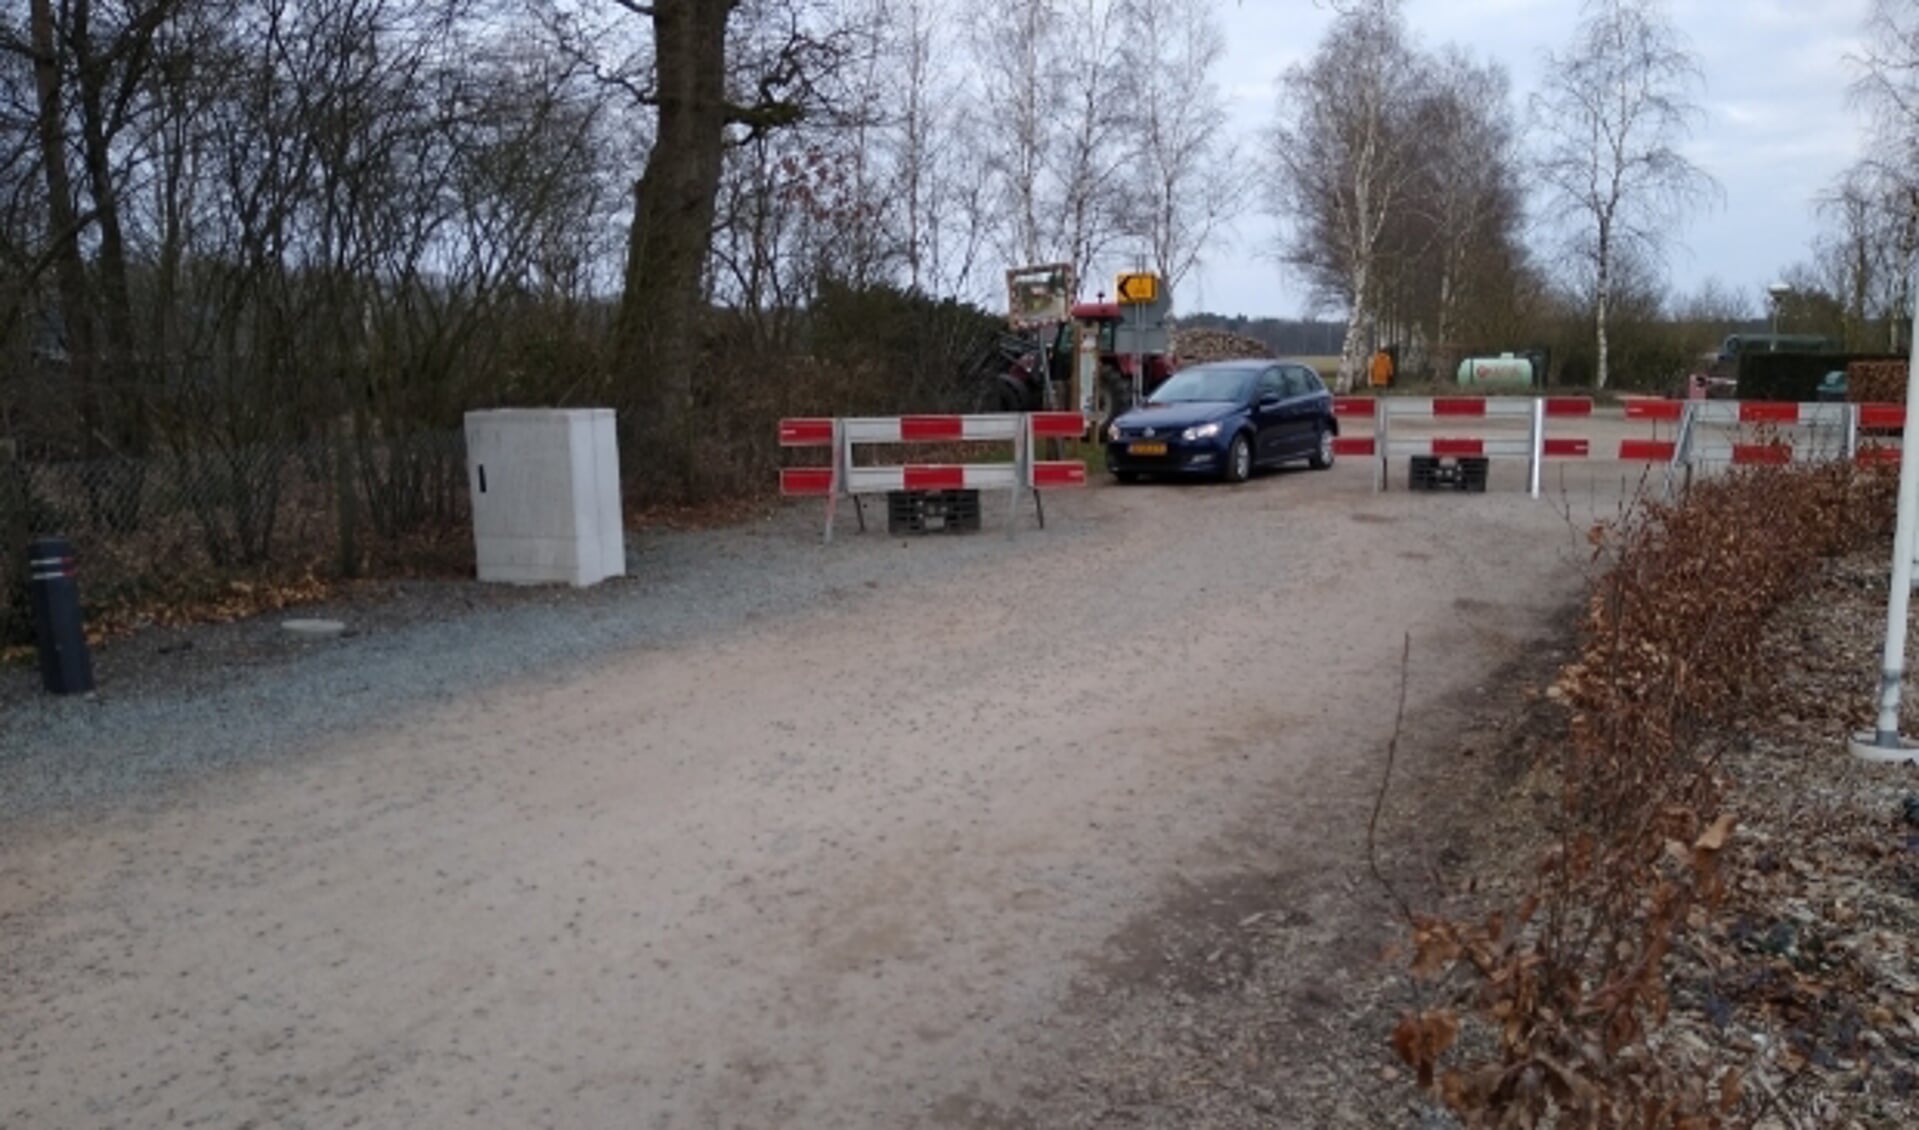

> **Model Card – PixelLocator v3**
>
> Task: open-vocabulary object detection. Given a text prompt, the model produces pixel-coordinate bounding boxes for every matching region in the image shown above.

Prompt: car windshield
[1148,367,1255,404]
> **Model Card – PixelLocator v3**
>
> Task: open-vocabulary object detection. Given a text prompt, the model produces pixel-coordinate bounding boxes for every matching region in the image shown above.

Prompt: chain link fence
[2,431,469,647]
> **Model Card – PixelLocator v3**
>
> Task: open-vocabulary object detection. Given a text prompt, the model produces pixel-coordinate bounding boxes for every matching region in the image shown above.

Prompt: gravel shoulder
[1,448,1633,1128]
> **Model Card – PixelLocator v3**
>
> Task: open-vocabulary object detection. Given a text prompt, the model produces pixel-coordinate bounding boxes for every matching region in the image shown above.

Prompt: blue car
[1105,359,1340,483]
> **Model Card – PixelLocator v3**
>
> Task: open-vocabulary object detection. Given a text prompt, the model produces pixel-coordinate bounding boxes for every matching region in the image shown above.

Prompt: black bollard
[27,536,94,695]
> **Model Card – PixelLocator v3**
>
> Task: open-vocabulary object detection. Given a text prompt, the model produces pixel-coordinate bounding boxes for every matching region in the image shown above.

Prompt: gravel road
[1,424,1647,1128]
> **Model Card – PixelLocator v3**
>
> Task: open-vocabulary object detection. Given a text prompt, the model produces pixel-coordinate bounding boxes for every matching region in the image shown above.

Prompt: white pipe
[823,418,844,545]
[1375,399,1387,492]
[1865,278,1919,748]
[1528,397,1544,499]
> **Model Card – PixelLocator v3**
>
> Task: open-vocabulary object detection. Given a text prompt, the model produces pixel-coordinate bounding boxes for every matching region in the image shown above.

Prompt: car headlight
[1181,422,1221,441]
[1107,421,1122,442]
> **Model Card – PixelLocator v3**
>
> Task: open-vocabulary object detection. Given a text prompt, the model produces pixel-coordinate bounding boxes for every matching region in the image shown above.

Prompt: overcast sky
[1182,0,1874,320]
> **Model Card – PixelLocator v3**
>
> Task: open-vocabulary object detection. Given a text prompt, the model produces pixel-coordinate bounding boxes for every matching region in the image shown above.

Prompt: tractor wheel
[974,380,1028,414]
[1094,375,1133,441]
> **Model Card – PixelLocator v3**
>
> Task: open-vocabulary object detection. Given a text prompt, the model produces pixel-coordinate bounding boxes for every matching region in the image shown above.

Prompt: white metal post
[1375,400,1388,492]
[1528,397,1545,500]
[1851,279,1919,761]
[823,418,845,545]
[1008,415,1028,539]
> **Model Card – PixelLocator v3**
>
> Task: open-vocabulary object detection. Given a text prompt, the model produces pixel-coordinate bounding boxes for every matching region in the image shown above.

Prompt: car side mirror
[1259,392,1281,407]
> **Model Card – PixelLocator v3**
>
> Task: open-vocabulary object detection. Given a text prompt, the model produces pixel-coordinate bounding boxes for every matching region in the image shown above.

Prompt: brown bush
[1846,359,1908,404]
[1395,462,1896,1126]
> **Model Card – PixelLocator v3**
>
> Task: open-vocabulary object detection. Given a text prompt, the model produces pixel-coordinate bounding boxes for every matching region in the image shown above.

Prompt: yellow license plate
[1128,442,1167,456]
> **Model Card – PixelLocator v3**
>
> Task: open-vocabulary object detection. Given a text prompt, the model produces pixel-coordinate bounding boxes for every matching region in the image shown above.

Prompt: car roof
[1182,360,1270,372]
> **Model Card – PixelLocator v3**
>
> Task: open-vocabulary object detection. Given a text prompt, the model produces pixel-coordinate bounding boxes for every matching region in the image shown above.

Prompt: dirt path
[1,441,1636,1128]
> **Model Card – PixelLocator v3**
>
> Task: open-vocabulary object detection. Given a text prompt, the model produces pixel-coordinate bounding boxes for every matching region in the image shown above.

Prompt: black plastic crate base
[887,490,982,535]
[1408,455,1489,493]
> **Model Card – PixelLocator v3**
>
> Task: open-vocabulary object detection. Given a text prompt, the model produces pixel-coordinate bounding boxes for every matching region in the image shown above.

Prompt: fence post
[1528,397,1545,500]
[27,536,94,695]
[1851,280,1919,763]
[823,419,844,546]
[1008,415,1028,540]
[1374,399,1389,493]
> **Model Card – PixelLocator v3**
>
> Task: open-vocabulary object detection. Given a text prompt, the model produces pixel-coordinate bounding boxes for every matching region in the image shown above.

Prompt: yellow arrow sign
[1116,272,1160,305]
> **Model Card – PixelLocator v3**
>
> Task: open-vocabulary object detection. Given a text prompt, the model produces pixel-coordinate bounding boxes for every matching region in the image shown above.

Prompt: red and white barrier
[1331,394,1906,495]
[1673,401,1889,472]
[1576,399,1905,479]
[778,411,1087,541]
[1332,395,1606,495]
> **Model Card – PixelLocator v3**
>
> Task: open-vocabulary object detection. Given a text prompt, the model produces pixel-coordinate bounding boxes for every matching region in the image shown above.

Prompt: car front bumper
[1105,435,1231,476]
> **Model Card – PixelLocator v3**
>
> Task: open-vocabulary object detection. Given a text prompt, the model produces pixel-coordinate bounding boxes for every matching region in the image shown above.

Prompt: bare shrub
[1395,461,1897,1126]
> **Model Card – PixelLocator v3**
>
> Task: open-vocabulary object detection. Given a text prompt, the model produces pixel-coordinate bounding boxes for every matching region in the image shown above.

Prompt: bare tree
[965,0,1131,294]
[1414,50,1521,365]
[970,0,1054,267]
[597,0,848,496]
[1114,0,1236,294]
[1855,0,1919,175]
[1266,0,1429,392]
[1810,164,1912,350]
[1848,0,1919,352]
[1045,0,1127,292]
[1533,0,1716,389]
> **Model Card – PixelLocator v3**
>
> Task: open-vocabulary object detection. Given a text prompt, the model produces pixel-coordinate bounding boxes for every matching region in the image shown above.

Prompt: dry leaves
[1392,460,1903,1127]
[82,571,335,645]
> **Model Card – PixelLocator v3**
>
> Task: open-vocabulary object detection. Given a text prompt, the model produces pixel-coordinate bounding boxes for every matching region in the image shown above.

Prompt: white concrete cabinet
[464,408,625,586]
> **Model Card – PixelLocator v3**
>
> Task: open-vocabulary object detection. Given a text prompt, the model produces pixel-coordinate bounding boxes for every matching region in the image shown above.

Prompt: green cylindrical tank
[1456,354,1534,386]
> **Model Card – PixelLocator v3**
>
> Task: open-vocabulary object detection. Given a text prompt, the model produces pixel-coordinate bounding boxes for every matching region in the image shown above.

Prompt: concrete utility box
[464,408,625,586]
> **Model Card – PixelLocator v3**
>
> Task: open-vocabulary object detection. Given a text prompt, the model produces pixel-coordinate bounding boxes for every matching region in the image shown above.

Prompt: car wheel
[1113,470,1139,484]
[1308,425,1335,470]
[1224,433,1252,483]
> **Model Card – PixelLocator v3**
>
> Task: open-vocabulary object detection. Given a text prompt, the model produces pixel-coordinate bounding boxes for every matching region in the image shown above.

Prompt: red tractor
[966,301,1179,426]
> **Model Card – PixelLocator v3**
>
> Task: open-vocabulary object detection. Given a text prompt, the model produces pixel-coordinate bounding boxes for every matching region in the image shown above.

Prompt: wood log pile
[1170,327,1276,365]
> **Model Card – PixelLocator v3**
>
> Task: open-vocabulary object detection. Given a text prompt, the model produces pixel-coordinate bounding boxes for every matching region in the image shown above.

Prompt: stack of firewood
[1169,327,1276,365]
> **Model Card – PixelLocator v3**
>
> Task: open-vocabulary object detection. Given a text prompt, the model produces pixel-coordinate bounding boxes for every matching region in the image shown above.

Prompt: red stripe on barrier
[779,418,835,447]
[901,464,967,491]
[1731,443,1792,466]
[1542,437,1590,457]
[1624,401,1684,422]
[1432,399,1489,417]
[899,415,965,443]
[1739,402,1800,425]
[1544,397,1594,417]
[1861,403,1905,429]
[1858,446,1901,466]
[779,467,834,496]
[1030,412,1086,439]
[1332,436,1376,456]
[1333,397,1376,416]
[1032,461,1087,488]
[1619,439,1676,461]
[1430,438,1486,456]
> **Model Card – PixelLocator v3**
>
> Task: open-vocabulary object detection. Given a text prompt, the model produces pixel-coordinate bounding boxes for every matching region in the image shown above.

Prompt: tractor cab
[968,269,1177,420]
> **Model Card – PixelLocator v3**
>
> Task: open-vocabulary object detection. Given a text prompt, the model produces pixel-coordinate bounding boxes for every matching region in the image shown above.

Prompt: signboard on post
[1006,263,1075,329]
[1116,272,1160,305]
[1110,272,1172,359]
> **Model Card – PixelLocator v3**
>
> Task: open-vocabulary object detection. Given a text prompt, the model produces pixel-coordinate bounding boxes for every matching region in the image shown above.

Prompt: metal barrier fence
[779,412,1088,542]
[1327,396,1906,497]
[1,432,467,646]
